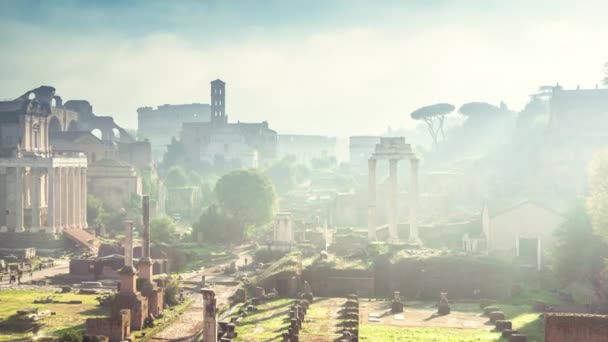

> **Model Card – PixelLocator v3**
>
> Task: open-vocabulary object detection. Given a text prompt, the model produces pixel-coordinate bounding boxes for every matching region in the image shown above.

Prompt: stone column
[61,168,69,230]
[124,220,133,268]
[388,159,399,241]
[15,167,24,233]
[80,168,88,228]
[120,220,136,295]
[67,167,76,228]
[56,168,64,232]
[31,168,41,232]
[47,167,55,233]
[74,166,81,229]
[138,195,153,281]
[202,288,218,342]
[408,158,420,244]
[367,158,377,240]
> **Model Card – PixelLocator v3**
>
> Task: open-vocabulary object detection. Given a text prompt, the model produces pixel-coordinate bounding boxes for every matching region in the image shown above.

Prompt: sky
[1,0,608,136]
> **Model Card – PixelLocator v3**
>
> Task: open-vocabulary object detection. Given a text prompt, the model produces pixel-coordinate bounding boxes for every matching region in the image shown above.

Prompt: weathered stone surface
[489,311,505,323]
[545,313,608,342]
[495,320,512,331]
[509,334,527,342]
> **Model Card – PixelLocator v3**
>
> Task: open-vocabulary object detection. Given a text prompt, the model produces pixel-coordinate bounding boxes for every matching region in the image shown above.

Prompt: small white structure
[467,201,565,270]
[273,212,294,243]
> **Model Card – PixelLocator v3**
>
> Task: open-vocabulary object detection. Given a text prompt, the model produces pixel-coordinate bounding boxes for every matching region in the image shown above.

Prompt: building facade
[0,86,87,234]
[138,103,210,158]
[180,79,277,168]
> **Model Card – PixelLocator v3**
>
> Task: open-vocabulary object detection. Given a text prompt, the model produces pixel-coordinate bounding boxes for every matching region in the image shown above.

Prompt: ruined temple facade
[0,85,152,238]
[0,86,87,234]
[180,79,277,168]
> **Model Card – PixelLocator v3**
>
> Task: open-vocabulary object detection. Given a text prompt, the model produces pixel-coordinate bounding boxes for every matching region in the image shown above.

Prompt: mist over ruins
[2,1,608,342]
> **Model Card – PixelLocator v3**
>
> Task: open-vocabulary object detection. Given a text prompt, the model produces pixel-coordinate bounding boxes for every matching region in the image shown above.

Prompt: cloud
[1,1,608,137]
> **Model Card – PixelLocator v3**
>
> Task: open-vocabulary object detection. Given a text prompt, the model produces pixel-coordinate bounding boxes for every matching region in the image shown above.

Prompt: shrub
[164,277,181,306]
[57,330,83,342]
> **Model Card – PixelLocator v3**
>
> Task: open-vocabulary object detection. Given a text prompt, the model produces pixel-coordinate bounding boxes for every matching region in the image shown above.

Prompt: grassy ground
[0,289,108,341]
[231,299,294,342]
[360,325,500,341]
[299,297,344,340]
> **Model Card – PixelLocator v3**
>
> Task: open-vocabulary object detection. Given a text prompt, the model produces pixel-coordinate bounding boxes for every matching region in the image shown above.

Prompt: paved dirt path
[149,245,252,342]
[0,258,69,288]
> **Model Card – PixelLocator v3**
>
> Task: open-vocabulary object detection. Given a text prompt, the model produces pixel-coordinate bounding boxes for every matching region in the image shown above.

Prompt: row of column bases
[367,157,419,243]
[0,166,87,234]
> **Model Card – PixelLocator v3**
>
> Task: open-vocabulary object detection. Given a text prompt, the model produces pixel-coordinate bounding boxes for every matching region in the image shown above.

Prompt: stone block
[509,334,527,342]
[489,311,505,323]
[391,301,403,313]
[495,320,512,331]
[483,306,499,316]
[502,329,518,338]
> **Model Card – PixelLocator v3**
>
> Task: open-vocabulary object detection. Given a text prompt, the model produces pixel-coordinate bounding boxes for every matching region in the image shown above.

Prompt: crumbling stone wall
[382,254,514,299]
[111,293,148,330]
[545,313,608,342]
[86,309,130,342]
[304,268,375,297]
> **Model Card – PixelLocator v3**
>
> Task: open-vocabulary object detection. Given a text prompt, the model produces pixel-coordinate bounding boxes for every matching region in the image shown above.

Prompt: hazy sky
[1,0,608,136]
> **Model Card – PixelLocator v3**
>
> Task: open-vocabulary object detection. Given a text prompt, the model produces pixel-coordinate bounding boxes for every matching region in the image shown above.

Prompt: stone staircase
[63,228,98,254]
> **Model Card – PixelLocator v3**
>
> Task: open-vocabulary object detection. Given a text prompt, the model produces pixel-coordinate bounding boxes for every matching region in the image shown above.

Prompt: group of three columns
[368,157,419,243]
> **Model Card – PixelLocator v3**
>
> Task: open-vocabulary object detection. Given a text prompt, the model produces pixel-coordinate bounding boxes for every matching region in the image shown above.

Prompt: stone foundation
[111,293,148,330]
[86,309,130,342]
[545,313,608,342]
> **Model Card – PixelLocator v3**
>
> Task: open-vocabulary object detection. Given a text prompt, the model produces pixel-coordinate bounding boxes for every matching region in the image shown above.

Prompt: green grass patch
[360,325,500,341]
[0,289,108,341]
[232,299,294,341]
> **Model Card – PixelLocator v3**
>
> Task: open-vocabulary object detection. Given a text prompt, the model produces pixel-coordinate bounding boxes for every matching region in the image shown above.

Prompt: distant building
[537,85,608,194]
[138,103,210,158]
[180,79,277,169]
[462,200,565,270]
[278,134,336,165]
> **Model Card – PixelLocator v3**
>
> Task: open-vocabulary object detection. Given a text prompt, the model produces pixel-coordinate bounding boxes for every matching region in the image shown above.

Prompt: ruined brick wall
[86,309,130,342]
[305,269,375,297]
[111,293,148,331]
[143,287,164,317]
[545,313,608,342]
[384,254,514,299]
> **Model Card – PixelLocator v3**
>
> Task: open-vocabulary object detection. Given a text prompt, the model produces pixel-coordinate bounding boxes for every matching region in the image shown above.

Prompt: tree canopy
[214,169,277,227]
[164,166,189,188]
[150,215,178,244]
[588,148,608,243]
[410,103,455,120]
[458,102,505,118]
[553,203,605,286]
[265,159,297,195]
[410,103,455,149]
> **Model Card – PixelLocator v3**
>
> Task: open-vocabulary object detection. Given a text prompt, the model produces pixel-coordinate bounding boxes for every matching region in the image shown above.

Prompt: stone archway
[49,116,62,133]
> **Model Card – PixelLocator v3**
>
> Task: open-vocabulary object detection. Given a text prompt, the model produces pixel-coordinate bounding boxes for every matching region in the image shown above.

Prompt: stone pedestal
[202,288,218,342]
[437,292,450,315]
